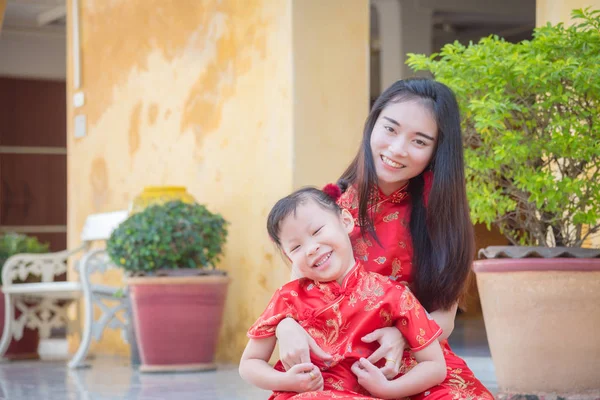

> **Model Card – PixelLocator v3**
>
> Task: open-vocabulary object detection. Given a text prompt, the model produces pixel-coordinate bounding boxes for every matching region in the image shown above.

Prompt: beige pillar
[66,0,369,362]
[0,0,6,31]
[537,0,600,26]
[372,0,433,89]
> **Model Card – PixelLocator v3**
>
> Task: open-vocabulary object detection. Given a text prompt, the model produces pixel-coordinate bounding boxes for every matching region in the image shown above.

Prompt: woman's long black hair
[338,78,474,311]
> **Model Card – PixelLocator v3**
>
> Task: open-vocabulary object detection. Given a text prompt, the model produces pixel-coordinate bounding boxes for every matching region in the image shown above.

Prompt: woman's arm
[352,341,447,399]
[429,302,458,341]
[275,318,333,370]
[239,337,323,392]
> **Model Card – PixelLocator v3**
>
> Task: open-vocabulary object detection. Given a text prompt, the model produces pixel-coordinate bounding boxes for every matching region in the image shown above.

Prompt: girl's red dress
[248,262,442,400]
[338,172,494,400]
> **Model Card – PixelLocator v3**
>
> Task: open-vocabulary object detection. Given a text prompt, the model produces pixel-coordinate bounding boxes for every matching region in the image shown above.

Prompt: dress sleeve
[391,285,442,351]
[247,285,300,339]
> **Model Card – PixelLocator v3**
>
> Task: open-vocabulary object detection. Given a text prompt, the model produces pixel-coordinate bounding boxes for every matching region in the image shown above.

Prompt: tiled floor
[0,318,496,400]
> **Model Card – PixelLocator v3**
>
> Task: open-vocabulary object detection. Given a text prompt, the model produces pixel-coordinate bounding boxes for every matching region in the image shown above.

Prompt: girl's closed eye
[312,226,324,236]
[289,244,300,253]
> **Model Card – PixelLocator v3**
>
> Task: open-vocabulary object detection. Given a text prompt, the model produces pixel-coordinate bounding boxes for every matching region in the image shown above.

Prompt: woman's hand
[283,363,324,393]
[361,327,407,379]
[276,318,333,371]
[351,358,393,399]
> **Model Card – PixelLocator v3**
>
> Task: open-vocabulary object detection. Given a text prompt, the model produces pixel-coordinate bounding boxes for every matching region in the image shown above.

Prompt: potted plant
[0,233,49,360]
[107,200,229,372]
[408,8,600,399]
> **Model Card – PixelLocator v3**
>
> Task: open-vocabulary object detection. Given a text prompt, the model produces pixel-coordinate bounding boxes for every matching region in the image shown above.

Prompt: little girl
[239,186,446,399]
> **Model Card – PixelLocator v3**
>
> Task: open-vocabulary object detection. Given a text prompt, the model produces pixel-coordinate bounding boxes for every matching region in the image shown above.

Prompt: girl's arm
[429,302,458,341]
[351,341,447,399]
[239,336,323,392]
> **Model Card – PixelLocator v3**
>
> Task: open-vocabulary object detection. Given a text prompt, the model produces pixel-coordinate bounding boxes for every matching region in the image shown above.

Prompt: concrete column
[372,0,433,92]
[66,0,369,362]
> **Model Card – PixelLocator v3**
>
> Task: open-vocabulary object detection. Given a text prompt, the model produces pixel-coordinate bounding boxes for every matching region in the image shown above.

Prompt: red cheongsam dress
[337,172,494,400]
[248,262,443,400]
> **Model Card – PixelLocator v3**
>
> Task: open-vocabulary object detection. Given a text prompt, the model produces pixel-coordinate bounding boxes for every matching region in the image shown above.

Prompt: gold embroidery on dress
[353,238,372,261]
[416,328,427,346]
[445,367,492,400]
[383,211,399,223]
[326,377,345,391]
[391,258,403,279]
[397,289,420,318]
[379,308,393,326]
[355,272,387,311]
[347,293,357,307]
[307,303,349,362]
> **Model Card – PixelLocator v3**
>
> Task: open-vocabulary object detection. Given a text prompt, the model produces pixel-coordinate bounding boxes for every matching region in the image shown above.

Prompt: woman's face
[370,100,438,195]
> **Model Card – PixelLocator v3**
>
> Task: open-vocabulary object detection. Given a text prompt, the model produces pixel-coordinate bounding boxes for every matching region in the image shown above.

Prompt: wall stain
[257,273,267,290]
[129,102,142,156]
[180,0,268,142]
[147,103,159,125]
[90,158,109,211]
[80,0,268,138]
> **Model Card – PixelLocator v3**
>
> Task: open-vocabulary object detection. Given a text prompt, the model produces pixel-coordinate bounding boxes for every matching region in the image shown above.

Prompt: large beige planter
[474,257,600,399]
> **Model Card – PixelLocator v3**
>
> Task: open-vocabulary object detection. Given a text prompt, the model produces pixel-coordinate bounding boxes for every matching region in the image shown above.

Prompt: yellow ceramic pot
[130,186,196,214]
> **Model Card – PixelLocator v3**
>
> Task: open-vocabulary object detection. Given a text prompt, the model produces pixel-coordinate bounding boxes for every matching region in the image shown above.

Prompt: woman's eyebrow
[382,116,400,126]
[416,132,435,141]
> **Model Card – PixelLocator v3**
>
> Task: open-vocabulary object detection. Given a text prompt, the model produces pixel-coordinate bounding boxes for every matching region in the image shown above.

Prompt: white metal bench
[0,210,129,368]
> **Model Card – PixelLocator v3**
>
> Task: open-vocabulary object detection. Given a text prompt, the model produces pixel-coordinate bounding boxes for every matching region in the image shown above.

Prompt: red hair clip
[322,183,342,202]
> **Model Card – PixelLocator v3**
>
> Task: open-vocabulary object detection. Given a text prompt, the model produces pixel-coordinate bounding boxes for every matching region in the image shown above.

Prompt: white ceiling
[2,0,66,37]
[0,0,67,80]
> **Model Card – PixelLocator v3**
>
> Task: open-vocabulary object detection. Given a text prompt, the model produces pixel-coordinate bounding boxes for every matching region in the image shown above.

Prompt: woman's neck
[378,180,408,196]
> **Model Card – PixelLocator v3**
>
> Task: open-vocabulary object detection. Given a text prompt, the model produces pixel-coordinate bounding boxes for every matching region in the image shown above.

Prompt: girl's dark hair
[339,78,474,311]
[267,188,341,248]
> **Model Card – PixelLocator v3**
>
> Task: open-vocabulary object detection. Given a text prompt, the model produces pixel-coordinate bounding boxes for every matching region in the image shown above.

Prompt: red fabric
[338,171,494,400]
[248,263,442,400]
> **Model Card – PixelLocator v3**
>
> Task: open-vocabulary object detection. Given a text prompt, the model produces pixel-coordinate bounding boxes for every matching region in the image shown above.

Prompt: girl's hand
[362,327,406,379]
[351,358,392,398]
[276,318,332,371]
[284,363,324,393]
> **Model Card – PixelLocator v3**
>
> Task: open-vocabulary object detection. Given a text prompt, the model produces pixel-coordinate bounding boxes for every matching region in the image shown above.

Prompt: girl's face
[279,200,355,285]
[370,100,438,195]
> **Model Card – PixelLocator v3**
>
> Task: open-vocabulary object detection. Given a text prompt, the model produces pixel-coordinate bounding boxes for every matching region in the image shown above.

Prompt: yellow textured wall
[67,0,368,361]
[537,0,600,26]
[292,0,369,188]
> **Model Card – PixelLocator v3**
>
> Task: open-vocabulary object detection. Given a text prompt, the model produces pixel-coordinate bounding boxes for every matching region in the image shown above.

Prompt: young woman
[275,78,494,400]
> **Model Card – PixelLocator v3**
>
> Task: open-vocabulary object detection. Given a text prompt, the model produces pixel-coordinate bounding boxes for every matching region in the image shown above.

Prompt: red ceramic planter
[126,275,230,372]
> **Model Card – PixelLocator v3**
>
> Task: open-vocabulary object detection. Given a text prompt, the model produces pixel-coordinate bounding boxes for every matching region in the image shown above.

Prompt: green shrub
[408,8,600,247]
[0,233,50,284]
[107,200,228,273]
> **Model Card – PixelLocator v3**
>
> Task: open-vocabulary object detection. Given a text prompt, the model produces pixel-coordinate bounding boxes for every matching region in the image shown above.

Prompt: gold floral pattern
[391,258,403,280]
[383,211,399,223]
[248,262,444,399]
